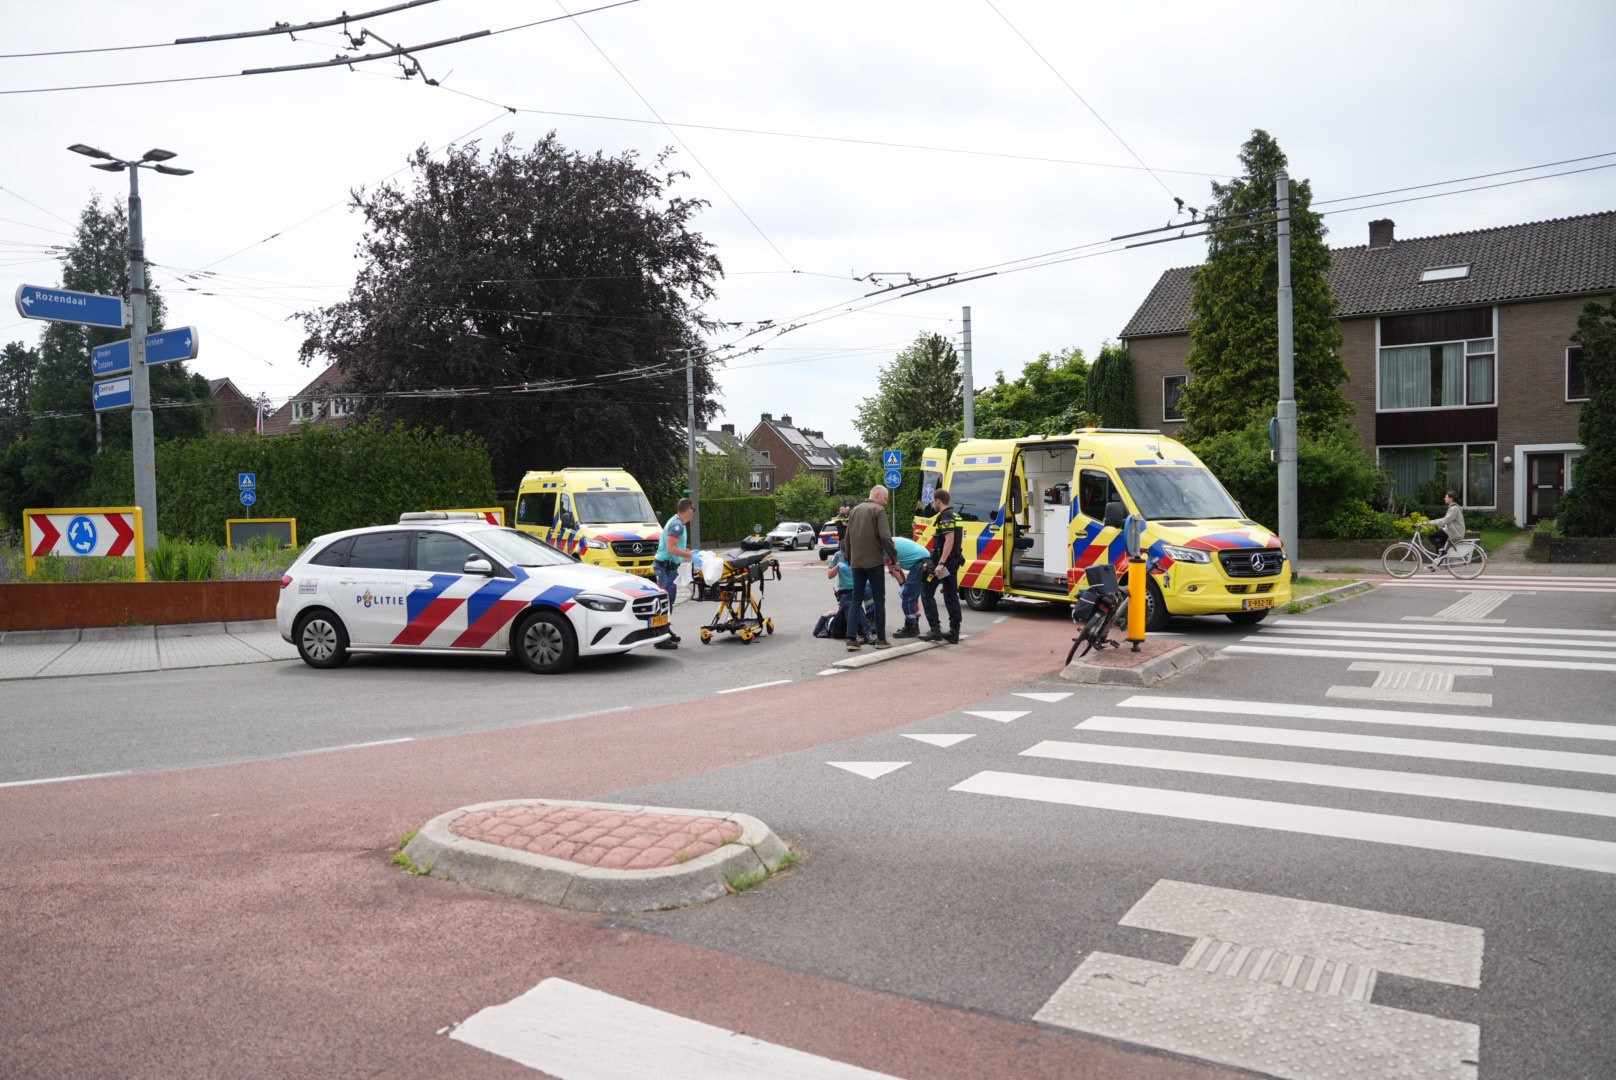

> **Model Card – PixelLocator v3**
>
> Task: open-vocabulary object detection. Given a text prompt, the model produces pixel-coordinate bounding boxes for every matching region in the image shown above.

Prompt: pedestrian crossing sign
[883,450,902,469]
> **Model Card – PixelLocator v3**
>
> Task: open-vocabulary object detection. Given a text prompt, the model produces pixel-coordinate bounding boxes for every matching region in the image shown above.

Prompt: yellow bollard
[1126,558,1146,647]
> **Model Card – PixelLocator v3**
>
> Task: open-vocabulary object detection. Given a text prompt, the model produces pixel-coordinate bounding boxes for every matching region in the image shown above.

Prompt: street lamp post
[68,144,192,552]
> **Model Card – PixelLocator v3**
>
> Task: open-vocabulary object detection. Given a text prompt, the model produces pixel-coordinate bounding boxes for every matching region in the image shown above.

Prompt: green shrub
[690,497,779,542]
[1324,502,1397,540]
[1392,511,1430,539]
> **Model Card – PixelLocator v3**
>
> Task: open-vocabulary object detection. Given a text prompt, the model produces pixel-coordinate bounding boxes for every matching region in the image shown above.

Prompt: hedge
[689,496,779,543]
[85,422,497,544]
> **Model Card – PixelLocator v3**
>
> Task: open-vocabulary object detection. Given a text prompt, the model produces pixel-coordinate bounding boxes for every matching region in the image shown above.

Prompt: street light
[67,143,193,551]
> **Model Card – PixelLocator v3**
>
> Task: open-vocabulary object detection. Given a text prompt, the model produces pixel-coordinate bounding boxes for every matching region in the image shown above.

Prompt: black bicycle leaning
[1067,563,1131,663]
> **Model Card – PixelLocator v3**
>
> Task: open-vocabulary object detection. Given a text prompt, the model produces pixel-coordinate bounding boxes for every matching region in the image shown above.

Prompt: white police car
[277,513,670,674]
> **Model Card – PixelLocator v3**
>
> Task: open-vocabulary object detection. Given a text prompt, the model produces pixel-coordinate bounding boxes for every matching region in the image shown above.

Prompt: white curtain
[1379,344,1463,408]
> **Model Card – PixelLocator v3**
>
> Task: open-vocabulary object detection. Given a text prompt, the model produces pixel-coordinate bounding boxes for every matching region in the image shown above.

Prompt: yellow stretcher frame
[22,505,147,582]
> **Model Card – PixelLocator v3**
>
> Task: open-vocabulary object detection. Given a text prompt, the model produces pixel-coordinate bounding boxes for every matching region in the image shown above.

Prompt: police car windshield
[1117,467,1242,520]
[574,492,655,524]
[473,527,577,568]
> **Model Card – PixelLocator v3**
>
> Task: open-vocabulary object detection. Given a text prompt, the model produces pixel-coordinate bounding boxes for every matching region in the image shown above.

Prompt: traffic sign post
[883,449,903,470]
[884,469,902,488]
[239,489,257,508]
[91,326,199,378]
[238,472,256,490]
[14,284,126,330]
[92,376,133,412]
[23,506,146,581]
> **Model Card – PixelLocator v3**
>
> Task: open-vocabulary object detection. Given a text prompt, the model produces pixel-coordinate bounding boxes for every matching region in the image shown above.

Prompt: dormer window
[329,397,354,418]
[292,400,315,423]
[1419,265,1470,283]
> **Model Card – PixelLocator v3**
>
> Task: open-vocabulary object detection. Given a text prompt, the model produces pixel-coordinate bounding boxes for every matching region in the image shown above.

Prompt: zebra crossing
[1376,572,1616,593]
[1223,617,1616,673]
[947,693,1616,876]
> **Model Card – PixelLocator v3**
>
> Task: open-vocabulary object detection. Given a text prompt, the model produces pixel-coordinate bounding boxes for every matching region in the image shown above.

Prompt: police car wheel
[514,609,578,674]
[819,548,831,561]
[295,610,350,669]
[963,587,1000,612]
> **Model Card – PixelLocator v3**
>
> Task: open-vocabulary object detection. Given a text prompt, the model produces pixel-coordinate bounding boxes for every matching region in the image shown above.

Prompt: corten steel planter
[0,581,280,632]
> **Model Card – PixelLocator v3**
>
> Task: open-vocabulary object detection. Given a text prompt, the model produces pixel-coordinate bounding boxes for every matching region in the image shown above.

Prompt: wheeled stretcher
[697,548,780,643]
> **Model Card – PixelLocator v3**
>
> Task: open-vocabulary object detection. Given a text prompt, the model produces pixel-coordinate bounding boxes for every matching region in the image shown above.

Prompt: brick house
[696,423,776,494]
[206,377,258,435]
[259,363,357,437]
[1120,211,1616,525]
[744,412,842,492]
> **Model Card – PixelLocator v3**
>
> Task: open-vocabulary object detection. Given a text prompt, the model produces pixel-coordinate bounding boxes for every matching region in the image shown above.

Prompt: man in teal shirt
[890,535,933,639]
[652,498,693,650]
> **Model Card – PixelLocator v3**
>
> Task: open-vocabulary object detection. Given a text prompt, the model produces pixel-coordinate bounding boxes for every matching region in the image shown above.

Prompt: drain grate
[1181,936,1378,1002]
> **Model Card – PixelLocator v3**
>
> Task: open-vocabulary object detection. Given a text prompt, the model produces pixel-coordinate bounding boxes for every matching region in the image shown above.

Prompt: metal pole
[685,347,701,550]
[1276,172,1298,566]
[961,305,974,438]
[127,165,159,551]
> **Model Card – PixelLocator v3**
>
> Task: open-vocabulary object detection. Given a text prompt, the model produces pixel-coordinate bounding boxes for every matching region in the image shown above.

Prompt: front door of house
[1525,453,1565,524]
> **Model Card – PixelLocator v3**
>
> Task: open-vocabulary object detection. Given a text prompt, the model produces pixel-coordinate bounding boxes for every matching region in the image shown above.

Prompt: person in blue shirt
[652,498,694,650]
[825,548,873,642]
[889,536,934,639]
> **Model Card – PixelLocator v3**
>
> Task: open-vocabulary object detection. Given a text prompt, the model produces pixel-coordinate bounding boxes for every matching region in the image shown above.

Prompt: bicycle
[1066,565,1131,662]
[1381,526,1487,580]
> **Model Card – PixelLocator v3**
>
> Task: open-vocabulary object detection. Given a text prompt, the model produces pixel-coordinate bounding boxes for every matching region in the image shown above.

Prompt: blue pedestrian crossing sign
[239,489,258,507]
[882,449,902,469]
[239,473,256,490]
[884,469,902,489]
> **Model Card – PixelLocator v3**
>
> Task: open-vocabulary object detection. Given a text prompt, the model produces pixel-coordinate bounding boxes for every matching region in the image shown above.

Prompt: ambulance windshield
[574,491,656,524]
[1117,467,1242,520]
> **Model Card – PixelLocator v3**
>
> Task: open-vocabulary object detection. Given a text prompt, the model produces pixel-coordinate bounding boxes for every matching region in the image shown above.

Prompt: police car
[277,513,670,674]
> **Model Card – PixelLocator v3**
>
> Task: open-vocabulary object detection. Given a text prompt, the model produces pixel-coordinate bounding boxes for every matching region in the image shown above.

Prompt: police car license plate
[1243,596,1276,610]
[650,614,669,628]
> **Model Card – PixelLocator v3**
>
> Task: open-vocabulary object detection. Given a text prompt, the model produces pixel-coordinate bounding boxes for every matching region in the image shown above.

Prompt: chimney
[1369,219,1395,249]
[720,423,734,434]
[761,412,773,422]
[781,414,793,426]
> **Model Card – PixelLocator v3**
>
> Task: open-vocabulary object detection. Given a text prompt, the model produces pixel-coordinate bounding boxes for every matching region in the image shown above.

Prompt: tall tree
[853,332,963,449]
[1556,299,1616,536]
[695,441,752,499]
[973,346,1091,437]
[299,133,723,493]
[0,342,39,442]
[1085,340,1139,428]
[1182,130,1350,439]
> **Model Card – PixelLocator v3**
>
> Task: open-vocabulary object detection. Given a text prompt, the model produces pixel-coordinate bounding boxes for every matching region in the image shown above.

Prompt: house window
[1380,443,1496,508]
[1162,375,1187,422]
[1418,265,1470,283]
[749,472,761,491]
[822,476,833,494]
[329,397,354,418]
[760,450,770,460]
[1568,347,1589,401]
[1378,308,1496,410]
[292,400,315,424]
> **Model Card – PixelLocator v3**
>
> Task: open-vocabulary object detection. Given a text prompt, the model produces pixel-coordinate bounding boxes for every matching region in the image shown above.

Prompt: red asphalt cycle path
[2,615,1239,1080]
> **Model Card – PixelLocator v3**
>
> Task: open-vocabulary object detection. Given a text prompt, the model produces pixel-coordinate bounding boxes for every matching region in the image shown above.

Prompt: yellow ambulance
[913,430,1291,628]
[514,468,663,577]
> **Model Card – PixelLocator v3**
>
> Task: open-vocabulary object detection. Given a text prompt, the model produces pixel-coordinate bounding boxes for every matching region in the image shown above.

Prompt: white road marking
[817,668,846,676]
[951,770,1616,874]
[0,770,130,789]
[1014,692,1072,703]
[280,737,415,758]
[717,679,794,694]
[1326,661,1492,707]
[901,733,975,747]
[1381,580,1613,592]
[1077,715,1616,776]
[1411,590,1514,622]
[963,710,1028,723]
[1266,618,1616,638]
[1118,694,1616,743]
[1023,739,1616,818]
[1258,625,1616,651]
[452,978,898,1079]
[826,761,910,779]
[1223,643,1616,672]
[547,706,633,723]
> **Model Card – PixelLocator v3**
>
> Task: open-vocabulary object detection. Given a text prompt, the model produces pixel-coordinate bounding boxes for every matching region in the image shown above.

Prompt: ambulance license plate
[630,567,655,577]
[1243,596,1276,610]
[650,614,670,628]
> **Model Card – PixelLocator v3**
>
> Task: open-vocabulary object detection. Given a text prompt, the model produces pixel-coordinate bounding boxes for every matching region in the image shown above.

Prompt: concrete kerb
[0,628,82,646]
[402,798,793,913]
[833,638,941,669]
[1060,641,1211,686]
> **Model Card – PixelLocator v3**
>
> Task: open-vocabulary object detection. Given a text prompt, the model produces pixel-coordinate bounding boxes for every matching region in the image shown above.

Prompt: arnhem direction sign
[91,326,200,377]
[14,284,126,330]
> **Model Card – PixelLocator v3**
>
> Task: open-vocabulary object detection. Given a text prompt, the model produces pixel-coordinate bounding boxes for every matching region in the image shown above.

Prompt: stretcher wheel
[738,628,753,642]
[765,619,774,635]
[699,630,713,644]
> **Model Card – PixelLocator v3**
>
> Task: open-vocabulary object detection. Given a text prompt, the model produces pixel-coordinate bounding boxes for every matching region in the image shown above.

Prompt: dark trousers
[850,566,887,641]
[922,570,961,631]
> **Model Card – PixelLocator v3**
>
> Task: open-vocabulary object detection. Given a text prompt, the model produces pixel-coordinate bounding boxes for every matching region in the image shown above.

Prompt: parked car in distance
[766,521,816,550]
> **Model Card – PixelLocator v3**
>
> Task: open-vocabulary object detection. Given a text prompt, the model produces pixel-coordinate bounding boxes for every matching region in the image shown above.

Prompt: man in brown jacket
[842,486,899,650]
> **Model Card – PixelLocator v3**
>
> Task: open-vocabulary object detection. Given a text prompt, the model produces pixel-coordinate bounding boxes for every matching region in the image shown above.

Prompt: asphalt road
[5,568,1615,1077]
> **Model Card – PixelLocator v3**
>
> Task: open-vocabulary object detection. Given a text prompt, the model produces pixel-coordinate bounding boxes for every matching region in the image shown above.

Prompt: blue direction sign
[240,489,258,507]
[92,375,133,412]
[882,449,902,469]
[15,284,125,330]
[884,469,902,489]
[239,472,256,490]
[91,326,200,377]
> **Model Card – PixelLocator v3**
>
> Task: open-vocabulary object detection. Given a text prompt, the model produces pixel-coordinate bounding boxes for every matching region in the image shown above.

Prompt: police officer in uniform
[921,487,963,643]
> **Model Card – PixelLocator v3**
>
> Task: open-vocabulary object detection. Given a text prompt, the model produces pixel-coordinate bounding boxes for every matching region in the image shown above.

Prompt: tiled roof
[1120,210,1616,338]
[259,362,353,437]
[696,428,772,469]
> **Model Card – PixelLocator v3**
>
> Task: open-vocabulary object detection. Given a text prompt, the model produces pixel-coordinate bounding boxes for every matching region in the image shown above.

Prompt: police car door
[338,530,413,645]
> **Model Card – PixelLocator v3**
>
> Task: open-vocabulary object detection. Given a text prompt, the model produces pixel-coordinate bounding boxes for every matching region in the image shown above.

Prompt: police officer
[921,487,963,644]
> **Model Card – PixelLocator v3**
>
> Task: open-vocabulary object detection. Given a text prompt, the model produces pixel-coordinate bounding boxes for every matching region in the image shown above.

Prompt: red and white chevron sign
[26,508,138,557]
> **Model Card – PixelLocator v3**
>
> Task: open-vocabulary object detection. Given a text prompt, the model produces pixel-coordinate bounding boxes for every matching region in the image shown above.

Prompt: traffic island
[400,798,793,913]
[1059,637,1209,686]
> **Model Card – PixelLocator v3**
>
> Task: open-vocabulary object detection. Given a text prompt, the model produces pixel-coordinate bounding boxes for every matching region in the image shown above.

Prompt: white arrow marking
[827,761,910,779]
[965,710,1029,723]
[901,734,975,748]
[1015,692,1072,703]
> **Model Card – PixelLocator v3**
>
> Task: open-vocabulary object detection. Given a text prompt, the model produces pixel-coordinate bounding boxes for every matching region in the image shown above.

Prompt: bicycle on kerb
[1381,526,1487,580]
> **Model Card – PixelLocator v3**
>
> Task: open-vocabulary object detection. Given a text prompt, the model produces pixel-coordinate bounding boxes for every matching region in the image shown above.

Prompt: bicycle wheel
[1447,541,1487,580]
[1381,542,1421,578]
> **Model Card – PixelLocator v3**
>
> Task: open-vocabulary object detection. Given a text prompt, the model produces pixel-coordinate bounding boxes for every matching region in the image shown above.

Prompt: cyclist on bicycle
[1424,490,1465,565]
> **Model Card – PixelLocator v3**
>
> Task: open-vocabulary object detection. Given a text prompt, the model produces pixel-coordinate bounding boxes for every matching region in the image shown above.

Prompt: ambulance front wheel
[1143,577,1169,632]
[963,587,1000,612]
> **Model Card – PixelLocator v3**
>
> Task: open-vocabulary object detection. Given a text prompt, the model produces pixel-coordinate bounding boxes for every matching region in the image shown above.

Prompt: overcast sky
[4,0,1614,449]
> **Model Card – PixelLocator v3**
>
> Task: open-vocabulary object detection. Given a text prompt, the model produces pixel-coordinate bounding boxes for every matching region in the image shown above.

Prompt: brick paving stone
[449,801,743,871]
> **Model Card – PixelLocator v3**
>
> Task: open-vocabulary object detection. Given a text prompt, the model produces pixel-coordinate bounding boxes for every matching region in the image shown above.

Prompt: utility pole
[961,305,974,438]
[1275,172,1298,565]
[684,347,701,551]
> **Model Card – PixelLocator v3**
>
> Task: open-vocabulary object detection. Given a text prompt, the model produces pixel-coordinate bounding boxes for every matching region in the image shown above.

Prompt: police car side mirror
[463,557,494,576]
[1103,500,1127,529]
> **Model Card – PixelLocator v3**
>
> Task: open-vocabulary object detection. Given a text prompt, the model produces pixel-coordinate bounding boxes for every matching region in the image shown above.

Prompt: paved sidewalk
[0,619,296,680]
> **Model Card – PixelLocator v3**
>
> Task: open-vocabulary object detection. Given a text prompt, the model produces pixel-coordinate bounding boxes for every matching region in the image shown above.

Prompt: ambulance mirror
[1102,500,1127,529]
